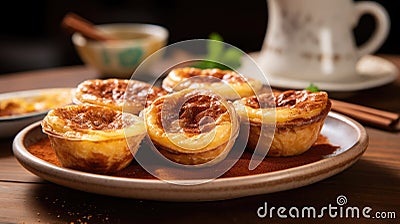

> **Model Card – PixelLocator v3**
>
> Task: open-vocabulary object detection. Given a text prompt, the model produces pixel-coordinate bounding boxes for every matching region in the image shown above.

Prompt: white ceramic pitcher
[258,0,390,82]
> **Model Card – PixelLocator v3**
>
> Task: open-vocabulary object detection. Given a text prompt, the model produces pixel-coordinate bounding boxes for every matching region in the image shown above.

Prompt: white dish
[239,53,398,91]
[0,88,73,138]
[13,112,368,201]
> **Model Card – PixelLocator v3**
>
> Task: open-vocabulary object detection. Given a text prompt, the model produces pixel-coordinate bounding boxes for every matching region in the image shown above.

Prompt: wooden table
[1,57,399,224]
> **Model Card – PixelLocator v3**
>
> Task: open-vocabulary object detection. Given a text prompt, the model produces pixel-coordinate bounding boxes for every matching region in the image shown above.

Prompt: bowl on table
[72,23,168,78]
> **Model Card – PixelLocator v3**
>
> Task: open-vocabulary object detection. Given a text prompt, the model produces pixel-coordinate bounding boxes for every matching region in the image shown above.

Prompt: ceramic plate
[0,88,73,138]
[13,112,368,201]
[239,53,398,91]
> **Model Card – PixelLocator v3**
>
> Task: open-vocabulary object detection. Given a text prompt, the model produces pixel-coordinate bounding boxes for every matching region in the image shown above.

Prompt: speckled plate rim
[13,112,368,202]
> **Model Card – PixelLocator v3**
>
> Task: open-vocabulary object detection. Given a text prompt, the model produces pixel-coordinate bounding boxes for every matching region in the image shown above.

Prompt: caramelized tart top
[51,104,124,131]
[74,79,167,111]
[144,89,239,152]
[235,90,331,124]
[152,89,230,135]
[42,104,144,141]
[161,67,263,100]
[167,67,247,84]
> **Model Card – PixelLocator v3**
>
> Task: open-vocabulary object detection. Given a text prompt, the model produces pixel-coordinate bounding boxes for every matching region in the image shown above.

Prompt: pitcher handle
[354,2,390,58]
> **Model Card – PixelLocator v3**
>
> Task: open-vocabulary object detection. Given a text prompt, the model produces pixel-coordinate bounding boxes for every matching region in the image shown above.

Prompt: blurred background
[0,0,398,75]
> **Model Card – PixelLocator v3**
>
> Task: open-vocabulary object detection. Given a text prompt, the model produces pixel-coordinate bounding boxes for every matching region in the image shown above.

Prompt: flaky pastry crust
[233,90,331,156]
[42,104,146,173]
[162,67,263,100]
[143,88,240,165]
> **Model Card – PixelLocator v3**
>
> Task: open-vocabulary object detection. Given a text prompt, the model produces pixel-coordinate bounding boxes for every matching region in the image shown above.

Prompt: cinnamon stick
[331,99,400,121]
[61,12,116,41]
[331,100,399,131]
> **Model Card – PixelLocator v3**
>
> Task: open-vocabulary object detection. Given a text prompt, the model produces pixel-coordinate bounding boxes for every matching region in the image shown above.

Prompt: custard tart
[73,79,167,114]
[162,67,263,100]
[42,104,146,173]
[233,90,331,157]
[143,88,240,166]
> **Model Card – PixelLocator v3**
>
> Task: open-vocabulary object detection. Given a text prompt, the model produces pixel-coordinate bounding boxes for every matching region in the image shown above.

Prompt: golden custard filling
[158,94,228,135]
[42,104,145,141]
[234,90,329,124]
[74,79,167,112]
[144,89,238,153]
[168,67,247,83]
[162,67,263,99]
[77,79,128,107]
